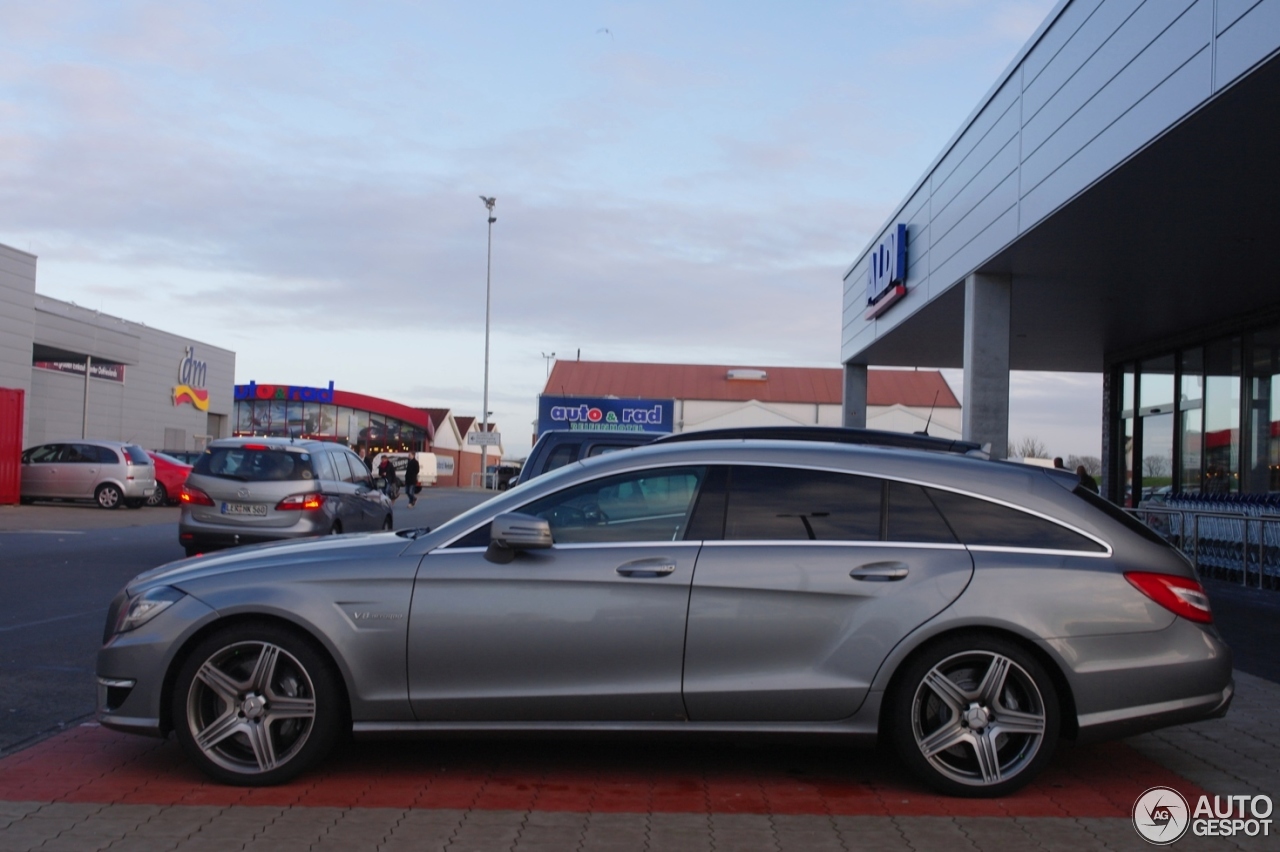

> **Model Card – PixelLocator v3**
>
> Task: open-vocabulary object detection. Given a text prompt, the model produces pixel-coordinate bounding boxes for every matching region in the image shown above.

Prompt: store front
[232,382,433,455]
[1113,322,1280,505]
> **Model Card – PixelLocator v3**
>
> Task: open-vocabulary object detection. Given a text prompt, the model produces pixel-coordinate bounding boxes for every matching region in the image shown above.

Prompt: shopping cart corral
[1129,493,1280,591]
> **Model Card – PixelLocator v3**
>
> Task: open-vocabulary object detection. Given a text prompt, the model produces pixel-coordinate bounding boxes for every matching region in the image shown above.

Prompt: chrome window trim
[433,456,1112,556]
[701,539,966,551]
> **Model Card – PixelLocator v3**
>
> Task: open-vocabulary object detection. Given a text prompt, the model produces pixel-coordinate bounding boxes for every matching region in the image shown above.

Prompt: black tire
[95,483,123,509]
[171,621,343,786]
[124,499,145,509]
[147,483,167,507]
[889,634,1059,798]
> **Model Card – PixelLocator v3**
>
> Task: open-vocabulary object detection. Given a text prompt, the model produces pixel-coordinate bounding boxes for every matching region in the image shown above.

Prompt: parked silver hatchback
[178,437,393,556]
[20,440,157,509]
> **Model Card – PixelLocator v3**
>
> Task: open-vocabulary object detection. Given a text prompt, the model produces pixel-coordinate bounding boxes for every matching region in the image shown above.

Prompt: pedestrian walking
[378,455,399,501]
[1076,464,1099,493]
[404,455,421,507]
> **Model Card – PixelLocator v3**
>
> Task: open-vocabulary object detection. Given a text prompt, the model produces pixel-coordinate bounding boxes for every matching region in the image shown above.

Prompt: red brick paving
[0,723,1207,817]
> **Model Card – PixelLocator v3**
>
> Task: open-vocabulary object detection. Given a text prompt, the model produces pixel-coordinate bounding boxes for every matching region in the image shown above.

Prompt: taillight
[276,493,326,511]
[1125,572,1213,623]
[180,485,215,507]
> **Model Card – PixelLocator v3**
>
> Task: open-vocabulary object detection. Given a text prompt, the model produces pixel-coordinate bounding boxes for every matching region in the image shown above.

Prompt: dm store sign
[538,396,673,436]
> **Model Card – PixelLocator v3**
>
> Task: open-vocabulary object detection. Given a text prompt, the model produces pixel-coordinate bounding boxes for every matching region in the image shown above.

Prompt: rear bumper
[179,513,328,551]
[1075,679,1233,742]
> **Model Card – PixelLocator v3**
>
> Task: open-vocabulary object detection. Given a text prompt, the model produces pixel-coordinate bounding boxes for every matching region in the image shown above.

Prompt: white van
[370,452,438,486]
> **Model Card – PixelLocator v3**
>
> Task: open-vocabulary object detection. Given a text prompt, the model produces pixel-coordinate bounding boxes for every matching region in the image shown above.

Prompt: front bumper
[96,593,219,736]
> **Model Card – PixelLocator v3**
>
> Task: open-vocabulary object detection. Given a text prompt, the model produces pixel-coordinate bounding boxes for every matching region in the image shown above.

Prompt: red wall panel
[0,388,24,505]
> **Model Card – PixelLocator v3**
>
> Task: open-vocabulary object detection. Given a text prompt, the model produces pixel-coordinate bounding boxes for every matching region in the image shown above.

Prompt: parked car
[99,434,1231,796]
[156,450,204,466]
[20,440,157,509]
[177,437,393,556]
[486,463,522,490]
[516,429,666,485]
[146,451,193,506]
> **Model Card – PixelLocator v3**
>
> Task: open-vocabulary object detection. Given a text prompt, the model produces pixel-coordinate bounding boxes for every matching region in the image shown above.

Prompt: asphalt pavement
[0,489,495,756]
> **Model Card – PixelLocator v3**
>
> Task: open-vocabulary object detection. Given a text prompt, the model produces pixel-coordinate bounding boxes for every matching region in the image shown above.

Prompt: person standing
[1076,464,1099,493]
[356,446,371,470]
[404,454,421,507]
[378,455,398,501]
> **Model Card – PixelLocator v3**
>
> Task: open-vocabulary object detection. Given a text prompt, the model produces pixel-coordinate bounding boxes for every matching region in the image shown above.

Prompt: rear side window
[124,445,151,465]
[725,466,881,541]
[887,482,956,544]
[542,443,580,473]
[194,447,317,482]
[925,488,1105,552]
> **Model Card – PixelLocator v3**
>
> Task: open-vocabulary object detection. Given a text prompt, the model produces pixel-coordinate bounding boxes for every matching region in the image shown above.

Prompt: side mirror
[485,512,552,564]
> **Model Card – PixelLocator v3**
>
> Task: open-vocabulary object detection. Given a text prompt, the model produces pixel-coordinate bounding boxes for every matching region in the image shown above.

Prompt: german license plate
[221,502,267,516]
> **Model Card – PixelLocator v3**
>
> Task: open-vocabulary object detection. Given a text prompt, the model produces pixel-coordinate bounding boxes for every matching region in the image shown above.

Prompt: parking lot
[0,495,1277,850]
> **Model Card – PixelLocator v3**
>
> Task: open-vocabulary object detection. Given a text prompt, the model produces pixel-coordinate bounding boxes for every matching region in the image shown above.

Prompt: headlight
[114,586,185,634]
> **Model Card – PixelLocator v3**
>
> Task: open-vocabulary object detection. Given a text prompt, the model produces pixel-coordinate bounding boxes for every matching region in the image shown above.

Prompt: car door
[330,451,371,531]
[682,466,974,722]
[408,465,708,722]
[20,444,63,498]
[66,443,107,497]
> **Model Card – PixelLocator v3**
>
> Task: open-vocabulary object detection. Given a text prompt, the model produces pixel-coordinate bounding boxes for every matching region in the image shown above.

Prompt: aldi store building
[841,0,1280,504]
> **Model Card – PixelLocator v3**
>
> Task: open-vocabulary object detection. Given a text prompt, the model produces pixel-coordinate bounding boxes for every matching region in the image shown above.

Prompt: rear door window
[725,466,882,541]
[194,447,317,482]
[925,488,1105,552]
[887,482,957,544]
[66,444,99,464]
[311,452,337,482]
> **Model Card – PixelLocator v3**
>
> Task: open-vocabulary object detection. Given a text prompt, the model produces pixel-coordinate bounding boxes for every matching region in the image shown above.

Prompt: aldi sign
[865,223,908,319]
[538,396,674,436]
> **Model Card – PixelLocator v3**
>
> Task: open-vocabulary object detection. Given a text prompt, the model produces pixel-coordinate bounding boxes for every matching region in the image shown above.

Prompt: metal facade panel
[930,170,1020,276]
[0,388,21,504]
[929,204,1020,299]
[1217,0,1266,33]
[930,99,1021,218]
[1022,0,1108,86]
[930,135,1020,251]
[1022,0,1208,179]
[1022,0,1146,122]
[1215,0,1280,87]
[1019,46,1210,226]
[930,79,1021,195]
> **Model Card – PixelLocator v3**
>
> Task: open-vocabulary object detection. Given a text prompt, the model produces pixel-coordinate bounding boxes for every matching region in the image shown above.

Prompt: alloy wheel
[184,640,318,776]
[909,650,1047,789]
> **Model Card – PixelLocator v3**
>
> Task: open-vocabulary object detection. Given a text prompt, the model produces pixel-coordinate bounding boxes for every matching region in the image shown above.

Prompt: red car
[146,451,193,506]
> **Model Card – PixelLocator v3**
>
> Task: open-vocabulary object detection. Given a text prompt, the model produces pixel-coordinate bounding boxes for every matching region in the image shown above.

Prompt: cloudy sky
[0,0,1101,457]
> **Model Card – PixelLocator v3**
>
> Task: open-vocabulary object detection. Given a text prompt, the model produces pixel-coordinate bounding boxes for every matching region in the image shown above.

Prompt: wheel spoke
[196,661,245,705]
[265,694,316,722]
[244,720,278,772]
[918,720,971,758]
[992,706,1045,737]
[923,668,971,712]
[976,654,1011,707]
[248,644,281,694]
[973,730,1003,785]
[194,710,244,752]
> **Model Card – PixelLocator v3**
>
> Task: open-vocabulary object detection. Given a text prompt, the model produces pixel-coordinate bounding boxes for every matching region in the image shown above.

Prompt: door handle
[616,558,677,577]
[850,561,909,581]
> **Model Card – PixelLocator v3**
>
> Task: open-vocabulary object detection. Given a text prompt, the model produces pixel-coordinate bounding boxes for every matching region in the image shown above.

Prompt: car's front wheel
[171,622,344,786]
[890,634,1059,797]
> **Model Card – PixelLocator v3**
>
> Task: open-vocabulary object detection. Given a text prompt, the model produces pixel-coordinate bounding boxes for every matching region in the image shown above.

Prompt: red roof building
[543,361,960,438]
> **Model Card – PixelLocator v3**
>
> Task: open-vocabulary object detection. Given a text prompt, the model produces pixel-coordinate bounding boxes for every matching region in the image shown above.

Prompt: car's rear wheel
[172,622,343,786]
[890,635,1059,797]
[147,483,167,507]
[95,483,122,509]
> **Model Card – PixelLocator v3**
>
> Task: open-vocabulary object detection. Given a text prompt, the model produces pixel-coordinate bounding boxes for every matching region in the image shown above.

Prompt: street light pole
[541,351,556,380]
[480,196,496,488]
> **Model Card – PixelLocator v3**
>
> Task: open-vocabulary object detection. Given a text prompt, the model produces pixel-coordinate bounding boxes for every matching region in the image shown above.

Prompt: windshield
[193,447,317,482]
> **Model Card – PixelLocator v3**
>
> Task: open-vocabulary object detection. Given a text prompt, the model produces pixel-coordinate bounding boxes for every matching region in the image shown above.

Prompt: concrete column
[843,363,868,428]
[962,273,1011,458]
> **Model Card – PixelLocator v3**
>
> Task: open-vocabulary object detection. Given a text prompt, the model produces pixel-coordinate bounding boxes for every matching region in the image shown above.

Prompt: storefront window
[352,410,371,448]
[1117,365,1135,505]
[319,404,337,437]
[1247,327,1280,493]
[1138,356,1174,501]
[267,400,288,437]
[235,400,254,434]
[335,407,353,440]
[1203,338,1241,493]
[1179,348,1204,492]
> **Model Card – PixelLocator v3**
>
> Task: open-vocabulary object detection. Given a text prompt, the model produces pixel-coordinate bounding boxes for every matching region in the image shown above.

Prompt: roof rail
[652,426,989,458]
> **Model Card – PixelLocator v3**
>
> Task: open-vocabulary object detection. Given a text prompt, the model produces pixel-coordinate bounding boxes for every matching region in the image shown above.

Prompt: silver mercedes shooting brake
[99,434,1232,797]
